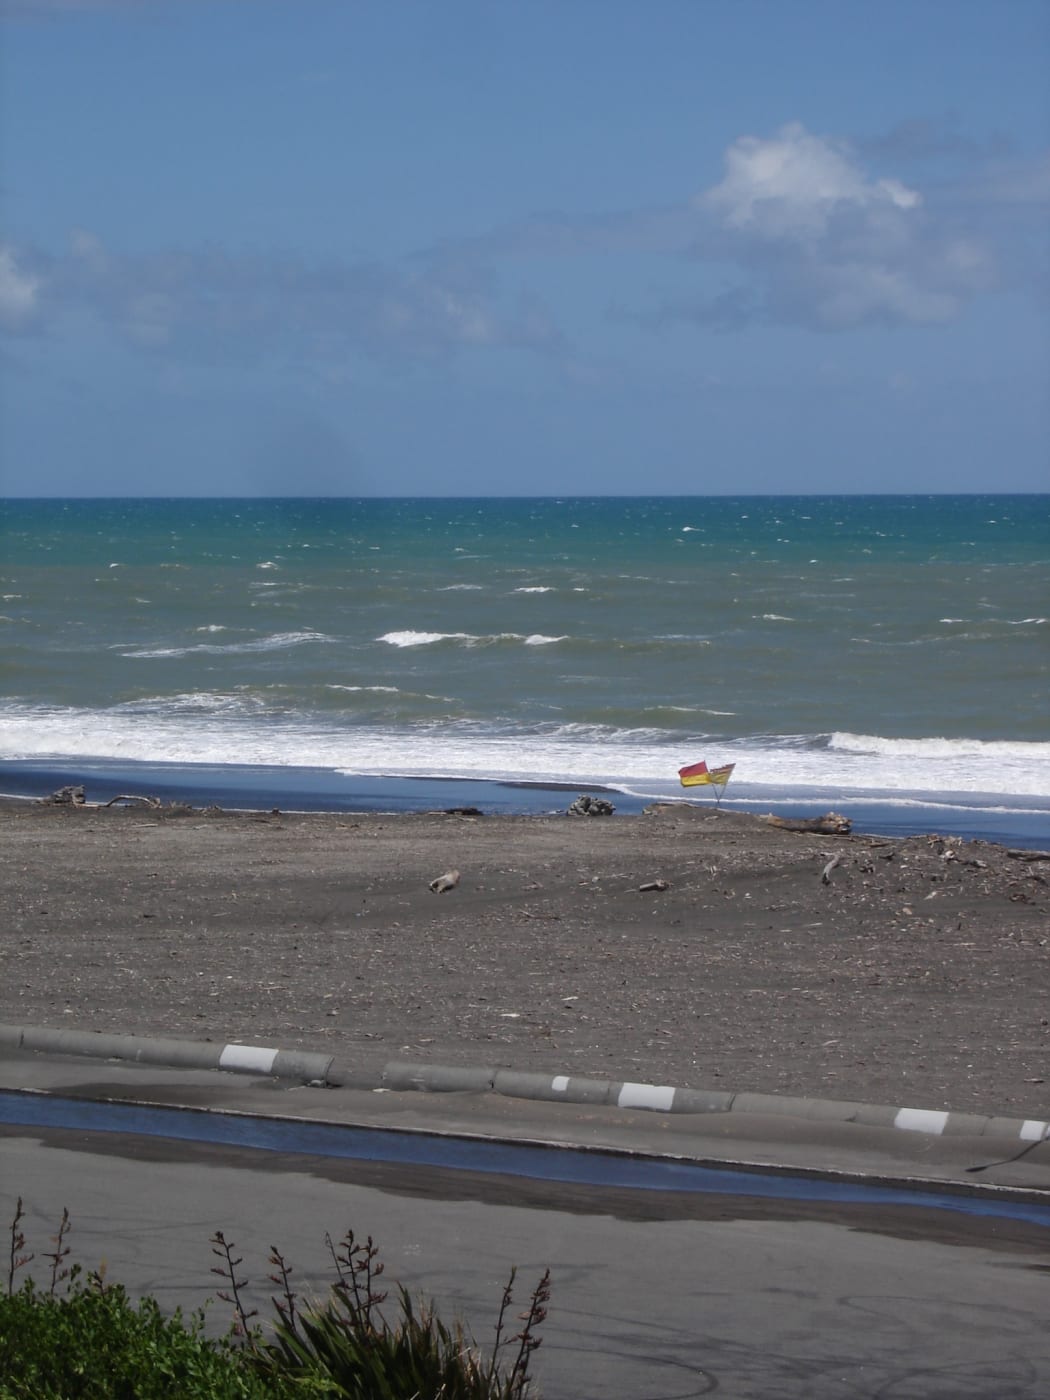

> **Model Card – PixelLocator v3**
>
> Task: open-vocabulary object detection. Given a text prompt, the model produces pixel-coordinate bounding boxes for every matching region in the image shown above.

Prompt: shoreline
[1,799,1047,1121]
[2,756,1048,848]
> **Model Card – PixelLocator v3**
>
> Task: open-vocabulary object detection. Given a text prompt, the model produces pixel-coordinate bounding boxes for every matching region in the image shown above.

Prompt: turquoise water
[1,496,1048,837]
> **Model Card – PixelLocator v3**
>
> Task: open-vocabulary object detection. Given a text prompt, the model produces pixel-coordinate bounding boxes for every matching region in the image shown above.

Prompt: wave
[118,692,266,715]
[828,732,1050,760]
[849,631,1029,647]
[376,630,568,648]
[123,631,335,659]
[327,684,401,694]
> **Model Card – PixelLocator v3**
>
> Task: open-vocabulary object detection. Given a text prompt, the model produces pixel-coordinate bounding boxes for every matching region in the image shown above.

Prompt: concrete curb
[0,1024,334,1086]
[2,1023,1047,1146]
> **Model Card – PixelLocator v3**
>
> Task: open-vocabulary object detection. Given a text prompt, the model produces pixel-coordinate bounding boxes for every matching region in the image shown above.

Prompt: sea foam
[2,703,1048,803]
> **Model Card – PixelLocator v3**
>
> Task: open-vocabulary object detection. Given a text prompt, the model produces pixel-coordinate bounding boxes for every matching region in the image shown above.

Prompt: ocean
[1,495,1048,845]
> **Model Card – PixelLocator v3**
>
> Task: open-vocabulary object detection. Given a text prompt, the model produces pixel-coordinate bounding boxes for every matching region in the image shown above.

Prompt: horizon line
[4,490,1049,503]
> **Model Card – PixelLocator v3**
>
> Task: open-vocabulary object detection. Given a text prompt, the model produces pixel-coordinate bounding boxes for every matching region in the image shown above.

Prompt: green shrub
[4,1202,548,1400]
[0,1274,281,1400]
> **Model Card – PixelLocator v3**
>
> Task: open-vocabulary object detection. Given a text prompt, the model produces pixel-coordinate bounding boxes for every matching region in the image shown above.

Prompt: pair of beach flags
[678,760,735,789]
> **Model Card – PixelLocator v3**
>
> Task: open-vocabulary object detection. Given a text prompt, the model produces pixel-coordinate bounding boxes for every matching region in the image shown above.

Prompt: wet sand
[1,800,1047,1117]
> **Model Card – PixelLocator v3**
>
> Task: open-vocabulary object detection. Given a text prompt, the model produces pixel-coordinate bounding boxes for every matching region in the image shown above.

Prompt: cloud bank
[1,122,1044,363]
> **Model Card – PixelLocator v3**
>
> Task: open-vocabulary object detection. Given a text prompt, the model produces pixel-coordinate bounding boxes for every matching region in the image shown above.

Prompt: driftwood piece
[821,854,842,885]
[637,879,670,892]
[429,869,461,893]
[102,794,162,809]
[764,811,852,836]
[45,785,86,806]
[1007,849,1050,862]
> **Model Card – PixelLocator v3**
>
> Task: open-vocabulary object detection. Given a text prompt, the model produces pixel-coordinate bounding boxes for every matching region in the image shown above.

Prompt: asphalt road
[3,1056,1049,1399]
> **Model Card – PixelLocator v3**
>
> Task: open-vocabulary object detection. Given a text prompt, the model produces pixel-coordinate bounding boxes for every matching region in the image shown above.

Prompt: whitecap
[377,630,566,649]
[377,631,470,647]
[125,631,334,659]
[327,685,401,693]
[514,586,554,593]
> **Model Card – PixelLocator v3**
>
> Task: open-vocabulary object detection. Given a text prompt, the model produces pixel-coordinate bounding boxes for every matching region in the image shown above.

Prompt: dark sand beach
[1,800,1047,1118]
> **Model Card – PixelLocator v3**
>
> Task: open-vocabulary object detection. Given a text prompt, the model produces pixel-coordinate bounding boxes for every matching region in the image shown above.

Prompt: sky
[0,0,1048,497]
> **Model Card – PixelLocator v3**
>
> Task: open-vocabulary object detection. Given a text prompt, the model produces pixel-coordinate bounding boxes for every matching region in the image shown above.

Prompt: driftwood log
[763,812,852,836]
[43,786,162,810]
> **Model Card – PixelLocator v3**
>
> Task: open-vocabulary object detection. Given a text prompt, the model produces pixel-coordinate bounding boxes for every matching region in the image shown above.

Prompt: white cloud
[0,245,41,330]
[678,123,1005,329]
[701,122,921,239]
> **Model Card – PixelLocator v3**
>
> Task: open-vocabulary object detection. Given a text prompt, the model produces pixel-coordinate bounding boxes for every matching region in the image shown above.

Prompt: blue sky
[1,0,1047,496]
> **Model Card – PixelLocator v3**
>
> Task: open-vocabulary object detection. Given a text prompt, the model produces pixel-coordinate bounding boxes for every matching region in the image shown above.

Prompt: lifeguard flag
[679,761,735,787]
[678,760,709,785]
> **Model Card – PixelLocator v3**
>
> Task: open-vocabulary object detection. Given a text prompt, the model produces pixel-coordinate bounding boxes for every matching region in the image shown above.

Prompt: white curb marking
[220,1044,279,1074]
[1020,1119,1049,1141]
[551,1075,570,1092]
[894,1107,948,1135]
[618,1082,676,1111]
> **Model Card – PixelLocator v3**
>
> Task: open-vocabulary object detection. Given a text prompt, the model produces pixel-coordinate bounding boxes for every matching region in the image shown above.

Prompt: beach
[4,497,1049,849]
[2,799,1047,1119]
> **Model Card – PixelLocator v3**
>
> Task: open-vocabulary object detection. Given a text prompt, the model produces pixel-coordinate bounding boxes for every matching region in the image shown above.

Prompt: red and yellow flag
[679,761,735,788]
